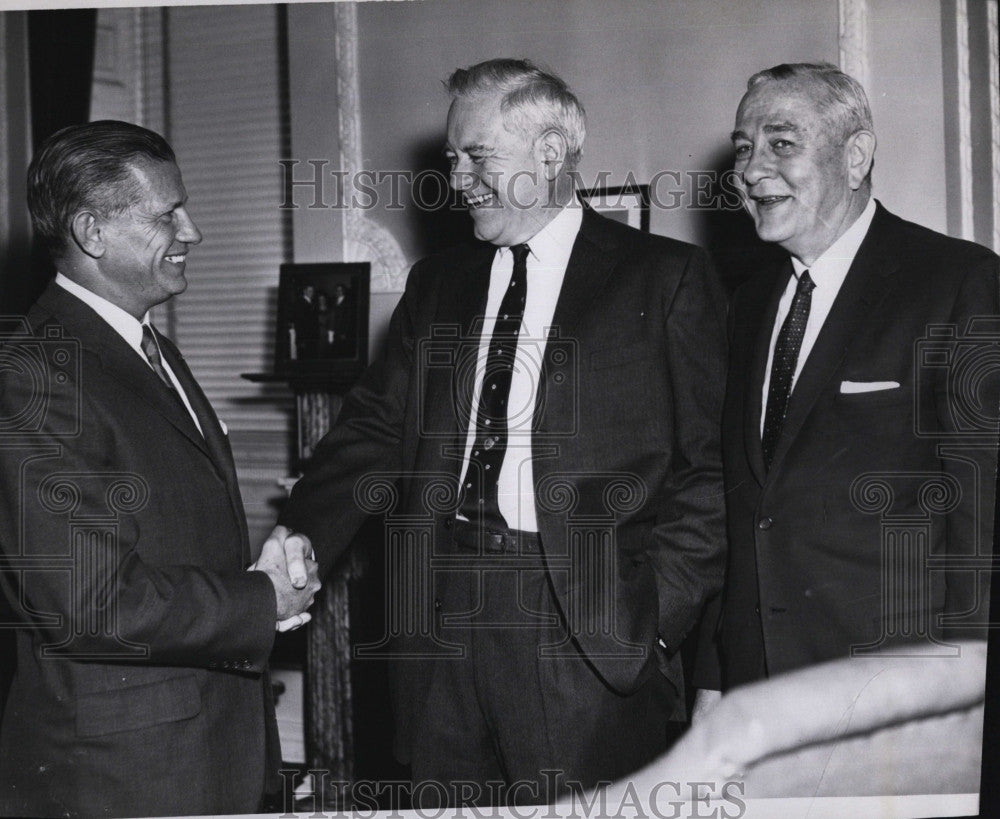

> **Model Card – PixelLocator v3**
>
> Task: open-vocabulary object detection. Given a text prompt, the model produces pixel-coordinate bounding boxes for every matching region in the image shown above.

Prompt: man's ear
[537,129,568,181]
[846,130,876,190]
[70,211,106,259]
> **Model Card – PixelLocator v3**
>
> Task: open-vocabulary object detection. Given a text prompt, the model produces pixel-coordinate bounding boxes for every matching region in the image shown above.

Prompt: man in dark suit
[268,58,727,804]
[694,63,998,710]
[0,120,320,817]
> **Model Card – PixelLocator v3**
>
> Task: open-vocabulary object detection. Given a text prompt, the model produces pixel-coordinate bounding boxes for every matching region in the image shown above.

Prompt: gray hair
[746,62,874,141]
[446,58,586,169]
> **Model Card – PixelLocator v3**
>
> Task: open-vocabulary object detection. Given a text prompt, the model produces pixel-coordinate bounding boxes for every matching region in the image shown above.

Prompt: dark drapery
[1,10,97,316]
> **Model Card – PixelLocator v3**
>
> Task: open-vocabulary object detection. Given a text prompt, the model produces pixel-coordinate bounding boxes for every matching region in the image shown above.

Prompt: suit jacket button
[757,517,773,530]
[434,598,442,612]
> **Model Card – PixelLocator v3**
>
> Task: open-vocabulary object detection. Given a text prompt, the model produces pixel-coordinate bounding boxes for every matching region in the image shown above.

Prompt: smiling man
[0,120,319,817]
[693,63,999,711]
[272,58,727,805]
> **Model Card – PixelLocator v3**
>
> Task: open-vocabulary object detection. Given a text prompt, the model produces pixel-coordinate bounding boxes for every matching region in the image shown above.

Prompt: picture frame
[275,262,370,379]
[578,184,650,233]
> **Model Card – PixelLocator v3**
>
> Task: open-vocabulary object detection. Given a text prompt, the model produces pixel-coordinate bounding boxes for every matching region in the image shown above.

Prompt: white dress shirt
[54,273,203,435]
[760,197,877,435]
[458,203,583,531]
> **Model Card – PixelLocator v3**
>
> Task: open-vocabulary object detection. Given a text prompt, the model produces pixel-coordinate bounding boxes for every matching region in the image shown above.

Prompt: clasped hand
[250,525,321,632]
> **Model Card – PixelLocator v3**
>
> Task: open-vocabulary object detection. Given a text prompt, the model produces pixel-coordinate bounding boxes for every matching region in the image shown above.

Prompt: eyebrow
[442,142,492,155]
[731,121,803,143]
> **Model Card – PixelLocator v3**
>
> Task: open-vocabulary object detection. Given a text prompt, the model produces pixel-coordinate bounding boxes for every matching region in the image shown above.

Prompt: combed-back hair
[27,120,176,259]
[446,58,586,169]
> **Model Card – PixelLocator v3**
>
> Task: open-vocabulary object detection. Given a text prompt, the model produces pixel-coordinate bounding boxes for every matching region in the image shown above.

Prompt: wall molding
[955,0,974,241]
[838,0,871,90]
[333,2,408,294]
[988,0,999,252]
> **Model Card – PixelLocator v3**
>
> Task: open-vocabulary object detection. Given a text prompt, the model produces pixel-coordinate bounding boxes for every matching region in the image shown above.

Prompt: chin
[753,218,791,246]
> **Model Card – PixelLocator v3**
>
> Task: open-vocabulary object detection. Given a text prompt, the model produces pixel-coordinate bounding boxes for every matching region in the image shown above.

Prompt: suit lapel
[547,209,618,337]
[528,209,618,482]
[421,243,495,473]
[157,332,238,482]
[157,332,251,562]
[766,205,900,476]
[742,262,792,486]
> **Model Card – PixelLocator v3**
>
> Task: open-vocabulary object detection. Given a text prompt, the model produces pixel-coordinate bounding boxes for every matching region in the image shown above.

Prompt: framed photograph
[578,184,650,233]
[275,262,370,378]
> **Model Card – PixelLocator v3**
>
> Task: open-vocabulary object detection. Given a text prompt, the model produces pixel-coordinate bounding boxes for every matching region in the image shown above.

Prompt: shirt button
[758,517,773,530]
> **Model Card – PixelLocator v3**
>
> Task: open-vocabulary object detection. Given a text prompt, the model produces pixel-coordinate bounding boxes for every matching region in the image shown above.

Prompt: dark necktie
[141,324,179,395]
[761,270,815,468]
[459,243,530,527]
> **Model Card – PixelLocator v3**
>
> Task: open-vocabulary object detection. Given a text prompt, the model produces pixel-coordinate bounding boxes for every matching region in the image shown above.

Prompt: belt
[448,518,542,555]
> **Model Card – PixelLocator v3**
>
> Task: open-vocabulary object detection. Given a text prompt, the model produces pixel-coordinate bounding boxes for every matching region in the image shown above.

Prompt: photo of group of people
[276,262,369,372]
[290,282,355,360]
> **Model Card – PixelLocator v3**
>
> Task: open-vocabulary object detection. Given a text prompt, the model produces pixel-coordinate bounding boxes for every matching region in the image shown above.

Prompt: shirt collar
[791,197,877,280]
[495,203,583,266]
[54,272,151,354]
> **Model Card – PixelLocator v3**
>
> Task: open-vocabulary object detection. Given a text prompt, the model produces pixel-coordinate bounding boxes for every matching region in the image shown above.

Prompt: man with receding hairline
[270,58,728,804]
[693,63,998,714]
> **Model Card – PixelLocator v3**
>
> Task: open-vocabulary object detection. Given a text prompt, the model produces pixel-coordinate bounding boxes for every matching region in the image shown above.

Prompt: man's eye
[469,155,485,165]
[734,144,751,160]
[772,139,793,151]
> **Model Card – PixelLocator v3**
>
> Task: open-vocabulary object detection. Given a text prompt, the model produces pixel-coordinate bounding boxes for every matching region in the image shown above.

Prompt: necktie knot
[141,324,175,391]
[797,270,815,295]
[511,243,530,269]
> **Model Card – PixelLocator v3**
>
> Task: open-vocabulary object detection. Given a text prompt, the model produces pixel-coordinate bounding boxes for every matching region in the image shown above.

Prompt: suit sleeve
[648,247,729,655]
[939,249,999,639]
[278,261,423,577]
[0,365,277,671]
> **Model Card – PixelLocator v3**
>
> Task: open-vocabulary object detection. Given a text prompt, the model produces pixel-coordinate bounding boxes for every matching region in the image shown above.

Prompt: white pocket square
[839,380,900,394]
[219,419,229,435]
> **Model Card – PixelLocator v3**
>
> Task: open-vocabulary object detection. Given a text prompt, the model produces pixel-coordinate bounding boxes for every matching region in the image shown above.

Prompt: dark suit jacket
[695,202,999,691]
[280,207,728,762]
[0,283,280,818]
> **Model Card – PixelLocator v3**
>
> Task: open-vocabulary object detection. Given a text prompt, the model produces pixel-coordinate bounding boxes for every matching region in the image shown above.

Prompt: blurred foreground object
[602,641,985,801]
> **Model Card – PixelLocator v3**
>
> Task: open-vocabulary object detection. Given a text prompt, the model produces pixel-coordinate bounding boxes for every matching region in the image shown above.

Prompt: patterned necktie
[762,270,815,468]
[460,243,530,527]
[141,324,179,395]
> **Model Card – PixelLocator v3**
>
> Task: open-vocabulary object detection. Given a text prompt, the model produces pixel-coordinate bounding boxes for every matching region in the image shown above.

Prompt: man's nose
[449,161,476,192]
[740,147,771,187]
[176,208,202,245]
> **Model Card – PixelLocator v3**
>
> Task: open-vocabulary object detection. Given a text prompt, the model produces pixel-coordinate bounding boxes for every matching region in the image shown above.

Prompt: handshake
[250,525,322,632]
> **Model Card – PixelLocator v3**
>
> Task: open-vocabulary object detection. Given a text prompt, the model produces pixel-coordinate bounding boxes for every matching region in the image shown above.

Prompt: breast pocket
[835,384,911,409]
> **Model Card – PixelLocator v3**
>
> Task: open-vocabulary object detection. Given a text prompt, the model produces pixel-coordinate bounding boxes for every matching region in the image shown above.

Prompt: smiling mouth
[751,195,790,209]
[164,254,187,264]
[464,192,495,209]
